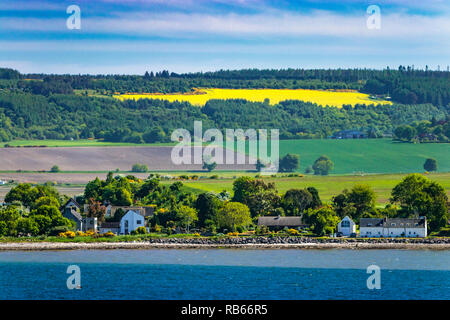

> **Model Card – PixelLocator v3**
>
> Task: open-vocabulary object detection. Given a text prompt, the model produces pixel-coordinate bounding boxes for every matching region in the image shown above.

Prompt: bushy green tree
[279,154,300,172]
[312,155,334,175]
[217,202,251,232]
[390,174,448,232]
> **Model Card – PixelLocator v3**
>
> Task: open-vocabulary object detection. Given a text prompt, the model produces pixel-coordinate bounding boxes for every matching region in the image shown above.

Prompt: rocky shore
[0,236,449,250]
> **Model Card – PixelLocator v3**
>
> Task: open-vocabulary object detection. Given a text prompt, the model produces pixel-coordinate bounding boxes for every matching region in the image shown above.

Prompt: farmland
[0,139,447,174]
[175,172,450,206]
[114,88,392,108]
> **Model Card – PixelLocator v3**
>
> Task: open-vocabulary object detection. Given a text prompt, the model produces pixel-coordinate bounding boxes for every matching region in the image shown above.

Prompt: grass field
[114,88,392,107]
[172,172,450,206]
[276,139,449,174]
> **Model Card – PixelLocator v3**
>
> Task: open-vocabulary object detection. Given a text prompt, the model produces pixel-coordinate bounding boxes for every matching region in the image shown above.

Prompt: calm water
[0,249,449,300]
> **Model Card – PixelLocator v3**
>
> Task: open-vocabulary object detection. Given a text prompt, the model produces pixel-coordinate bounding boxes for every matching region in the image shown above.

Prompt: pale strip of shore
[0,242,449,251]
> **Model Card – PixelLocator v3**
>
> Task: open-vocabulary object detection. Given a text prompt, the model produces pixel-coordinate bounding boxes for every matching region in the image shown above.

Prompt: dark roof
[62,208,82,221]
[360,218,426,228]
[100,222,120,228]
[61,198,81,209]
[258,216,304,227]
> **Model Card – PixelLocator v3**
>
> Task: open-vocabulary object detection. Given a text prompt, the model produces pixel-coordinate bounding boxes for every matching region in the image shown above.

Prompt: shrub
[131,163,148,173]
[227,232,239,237]
[102,231,116,237]
[50,165,60,172]
[287,228,299,235]
[131,226,147,235]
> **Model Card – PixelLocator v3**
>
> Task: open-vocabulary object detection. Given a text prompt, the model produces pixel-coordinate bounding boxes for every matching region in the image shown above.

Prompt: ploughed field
[114,88,392,107]
[0,139,447,174]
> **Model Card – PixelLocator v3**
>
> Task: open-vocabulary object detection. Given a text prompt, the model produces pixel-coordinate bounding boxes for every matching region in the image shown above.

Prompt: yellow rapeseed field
[114,88,392,108]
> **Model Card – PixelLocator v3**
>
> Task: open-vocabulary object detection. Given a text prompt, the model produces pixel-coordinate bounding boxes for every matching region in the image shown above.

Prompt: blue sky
[0,0,448,74]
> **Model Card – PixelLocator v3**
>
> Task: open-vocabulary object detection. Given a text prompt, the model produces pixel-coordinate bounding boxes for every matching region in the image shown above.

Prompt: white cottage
[359,217,427,238]
[119,210,147,235]
[337,216,356,236]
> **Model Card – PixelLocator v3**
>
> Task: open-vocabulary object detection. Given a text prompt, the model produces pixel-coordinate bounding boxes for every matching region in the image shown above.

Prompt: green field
[276,139,449,174]
[172,172,450,206]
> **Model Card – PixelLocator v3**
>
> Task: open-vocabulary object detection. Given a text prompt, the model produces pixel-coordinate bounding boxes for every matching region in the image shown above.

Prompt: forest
[0,67,448,143]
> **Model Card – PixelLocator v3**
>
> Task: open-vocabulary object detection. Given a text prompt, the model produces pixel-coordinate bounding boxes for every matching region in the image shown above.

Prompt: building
[119,210,147,235]
[62,207,83,231]
[82,217,98,233]
[359,217,427,238]
[257,216,305,230]
[337,216,356,236]
[61,198,81,213]
[331,130,367,139]
[103,205,155,219]
[99,222,120,235]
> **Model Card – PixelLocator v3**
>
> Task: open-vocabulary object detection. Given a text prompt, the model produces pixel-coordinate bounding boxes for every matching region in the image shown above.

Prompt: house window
[341,220,350,228]
[137,220,142,225]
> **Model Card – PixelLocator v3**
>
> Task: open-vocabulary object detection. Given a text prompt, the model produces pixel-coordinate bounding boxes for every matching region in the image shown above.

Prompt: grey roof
[100,222,120,228]
[258,216,304,227]
[360,218,426,228]
[61,198,81,209]
[63,208,82,221]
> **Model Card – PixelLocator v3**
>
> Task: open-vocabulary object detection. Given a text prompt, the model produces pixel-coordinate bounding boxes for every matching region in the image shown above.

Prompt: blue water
[0,249,449,300]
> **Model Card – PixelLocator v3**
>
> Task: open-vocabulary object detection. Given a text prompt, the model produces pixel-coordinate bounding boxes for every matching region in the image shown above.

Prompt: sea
[0,249,448,300]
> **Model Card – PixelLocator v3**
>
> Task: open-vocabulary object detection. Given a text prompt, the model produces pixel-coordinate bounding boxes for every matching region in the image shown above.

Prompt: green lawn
[171,172,450,206]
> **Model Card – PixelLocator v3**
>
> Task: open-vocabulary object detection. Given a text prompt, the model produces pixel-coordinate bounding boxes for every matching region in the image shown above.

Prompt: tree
[304,205,339,236]
[50,165,60,172]
[332,185,376,220]
[87,198,107,222]
[312,155,334,175]
[195,193,222,227]
[217,202,251,232]
[282,189,313,216]
[423,158,437,172]
[143,127,166,143]
[232,177,280,217]
[306,187,322,209]
[390,174,448,232]
[131,163,148,173]
[203,161,217,172]
[176,205,198,233]
[279,154,300,172]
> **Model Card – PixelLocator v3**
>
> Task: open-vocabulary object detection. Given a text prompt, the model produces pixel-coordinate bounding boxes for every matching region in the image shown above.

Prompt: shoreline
[0,241,449,251]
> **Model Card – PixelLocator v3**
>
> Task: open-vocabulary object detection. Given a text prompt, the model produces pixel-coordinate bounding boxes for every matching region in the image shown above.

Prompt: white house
[360,217,427,238]
[337,216,356,236]
[119,210,147,235]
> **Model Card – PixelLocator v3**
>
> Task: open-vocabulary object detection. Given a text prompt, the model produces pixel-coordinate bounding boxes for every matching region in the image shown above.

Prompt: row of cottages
[359,217,427,238]
[257,214,427,238]
[61,198,150,235]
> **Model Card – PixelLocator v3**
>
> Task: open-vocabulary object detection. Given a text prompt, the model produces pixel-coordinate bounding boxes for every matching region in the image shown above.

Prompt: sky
[0,0,448,74]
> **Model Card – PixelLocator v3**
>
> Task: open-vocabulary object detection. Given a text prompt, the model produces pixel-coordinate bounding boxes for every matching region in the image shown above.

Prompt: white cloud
[1,10,448,39]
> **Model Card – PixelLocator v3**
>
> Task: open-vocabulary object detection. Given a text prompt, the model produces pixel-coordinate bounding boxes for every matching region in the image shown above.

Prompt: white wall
[120,210,145,235]
[337,216,356,236]
[360,227,426,237]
